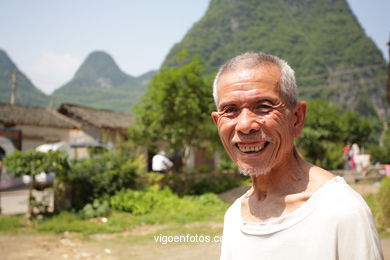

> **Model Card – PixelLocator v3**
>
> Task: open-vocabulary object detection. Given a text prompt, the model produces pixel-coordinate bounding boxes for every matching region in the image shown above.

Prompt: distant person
[349,143,360,170]
[0,157,3,175]
[342,143,350,170]
[152,151,173,173]
[211,53,383,259]
[0,148,4,181]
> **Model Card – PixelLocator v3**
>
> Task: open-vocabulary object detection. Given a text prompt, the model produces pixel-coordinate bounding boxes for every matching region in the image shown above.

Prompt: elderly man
[211,53,383,260]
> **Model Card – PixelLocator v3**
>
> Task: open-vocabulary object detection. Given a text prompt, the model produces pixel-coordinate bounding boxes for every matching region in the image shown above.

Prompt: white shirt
[152,154,173,172]
[220,177,383,260]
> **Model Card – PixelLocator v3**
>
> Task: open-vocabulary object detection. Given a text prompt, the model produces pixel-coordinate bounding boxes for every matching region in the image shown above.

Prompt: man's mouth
[235,142,269,154]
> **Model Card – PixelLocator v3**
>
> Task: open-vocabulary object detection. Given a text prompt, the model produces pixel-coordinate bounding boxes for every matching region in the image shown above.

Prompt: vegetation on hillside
[0,50,48,106]
[163,0,387,117]
[52,51,156,113]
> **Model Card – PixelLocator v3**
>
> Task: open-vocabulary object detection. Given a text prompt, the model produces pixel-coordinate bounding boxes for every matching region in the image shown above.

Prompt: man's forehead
[217,65,280,98]
[218,65,280,87]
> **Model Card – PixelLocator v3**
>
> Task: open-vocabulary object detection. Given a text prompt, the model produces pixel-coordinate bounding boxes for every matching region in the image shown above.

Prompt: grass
[33,211,138,235]
[0,190,228,236]
[364,177,390,237]
[0,215,27,233]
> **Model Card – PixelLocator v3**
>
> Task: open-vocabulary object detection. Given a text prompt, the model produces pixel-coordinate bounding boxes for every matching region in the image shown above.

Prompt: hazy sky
[0,0,389,94]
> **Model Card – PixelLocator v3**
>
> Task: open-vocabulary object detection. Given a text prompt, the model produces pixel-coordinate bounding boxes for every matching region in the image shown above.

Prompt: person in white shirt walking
[211,52,383,260]
[152,151,173,173]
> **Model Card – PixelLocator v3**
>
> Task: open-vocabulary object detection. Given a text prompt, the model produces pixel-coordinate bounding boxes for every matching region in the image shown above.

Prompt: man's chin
[238,167,271,177]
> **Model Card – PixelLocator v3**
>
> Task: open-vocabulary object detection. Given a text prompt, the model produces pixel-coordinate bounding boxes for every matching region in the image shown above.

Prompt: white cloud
[28,51,81,94]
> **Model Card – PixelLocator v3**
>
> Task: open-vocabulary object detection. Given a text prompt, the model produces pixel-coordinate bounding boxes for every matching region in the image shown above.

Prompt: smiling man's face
[212,64,299,176]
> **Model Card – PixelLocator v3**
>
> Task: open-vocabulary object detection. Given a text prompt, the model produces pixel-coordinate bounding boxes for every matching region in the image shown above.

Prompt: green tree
[297,99,344,169]
[340,111,373,146]
[129,50,215,171]
[367,125,390,164]
[3,150,69,219]
[297,99,382,169]
[70,148,145,209]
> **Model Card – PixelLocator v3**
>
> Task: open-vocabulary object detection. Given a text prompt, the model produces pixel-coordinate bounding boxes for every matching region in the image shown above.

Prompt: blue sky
[0,0,389,94]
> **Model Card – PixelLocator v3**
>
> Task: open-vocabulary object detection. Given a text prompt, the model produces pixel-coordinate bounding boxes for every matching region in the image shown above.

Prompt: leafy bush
[377,177,390,232]
[365,177,390,235]
[136,170,244,195]
[184,174,245,195]
[367,145,390,164]
[3,150,71,219]
[110,187,169,215]
[69,148,145,209]
[367,126,390,164]
[110,187,228,224]
[80,199,111,219]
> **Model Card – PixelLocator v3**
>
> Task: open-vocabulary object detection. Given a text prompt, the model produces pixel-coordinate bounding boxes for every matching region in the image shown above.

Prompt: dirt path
[1,225,389,260]
[0,226,222,260]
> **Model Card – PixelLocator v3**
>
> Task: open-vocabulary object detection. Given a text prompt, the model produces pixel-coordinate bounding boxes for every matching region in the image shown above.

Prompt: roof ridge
[61,103,132,115]
[45,108,82,129]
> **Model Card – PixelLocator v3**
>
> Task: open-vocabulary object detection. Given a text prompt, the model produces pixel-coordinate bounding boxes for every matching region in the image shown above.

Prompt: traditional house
[0,102,134,189]
[0,102,81,152]
[58,103,132,143]
[57,103,133,159]
[0,102,133,159]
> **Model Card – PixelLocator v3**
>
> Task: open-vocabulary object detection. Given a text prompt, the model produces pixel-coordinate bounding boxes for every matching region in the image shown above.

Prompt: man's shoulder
[223,193,245,221]
[309,166,367,210]
[316,176,372,219]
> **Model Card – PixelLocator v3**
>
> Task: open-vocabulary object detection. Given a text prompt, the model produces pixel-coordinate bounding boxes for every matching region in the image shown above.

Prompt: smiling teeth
[238,143,266,153]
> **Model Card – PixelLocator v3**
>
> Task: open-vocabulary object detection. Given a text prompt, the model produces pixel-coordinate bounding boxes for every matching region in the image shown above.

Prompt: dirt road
[0,225,222,260]
[1,226,389,260]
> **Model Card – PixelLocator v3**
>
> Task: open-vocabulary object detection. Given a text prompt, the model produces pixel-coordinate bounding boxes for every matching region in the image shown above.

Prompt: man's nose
[235,108,261,134]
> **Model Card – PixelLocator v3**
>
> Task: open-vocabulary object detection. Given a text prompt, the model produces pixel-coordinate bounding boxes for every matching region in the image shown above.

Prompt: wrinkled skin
[212,64,304,176]
[212,63,335,222]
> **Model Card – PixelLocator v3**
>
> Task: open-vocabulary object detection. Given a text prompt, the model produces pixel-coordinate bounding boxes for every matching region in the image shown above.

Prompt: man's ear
[211,111,219,126]
[292,101,306,138]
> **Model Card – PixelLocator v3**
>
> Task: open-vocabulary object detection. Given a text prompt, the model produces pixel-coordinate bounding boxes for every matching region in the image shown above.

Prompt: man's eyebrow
[254,98,277,104]
[218,102,236,110]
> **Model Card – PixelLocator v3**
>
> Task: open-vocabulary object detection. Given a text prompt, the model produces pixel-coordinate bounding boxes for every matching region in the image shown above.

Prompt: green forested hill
[0,50,49,106]
[53,51,156,113]
[163,0,387,117]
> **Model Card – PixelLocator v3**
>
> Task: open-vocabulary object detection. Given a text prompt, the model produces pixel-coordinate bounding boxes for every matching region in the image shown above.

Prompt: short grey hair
[213,52,297,108]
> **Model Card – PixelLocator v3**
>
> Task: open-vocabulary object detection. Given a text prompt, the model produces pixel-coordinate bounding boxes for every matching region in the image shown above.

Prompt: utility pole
[10,70,17,105]
[387,38,390,104]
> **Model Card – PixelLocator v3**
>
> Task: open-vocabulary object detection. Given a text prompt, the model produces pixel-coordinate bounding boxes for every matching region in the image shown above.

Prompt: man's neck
[241,148,335,222]
[249,148,311,201]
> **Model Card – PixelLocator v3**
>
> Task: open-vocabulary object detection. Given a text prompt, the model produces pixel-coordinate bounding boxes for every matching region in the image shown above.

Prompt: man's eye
[222,107,238,115]
[254,105,272,113]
